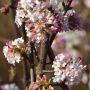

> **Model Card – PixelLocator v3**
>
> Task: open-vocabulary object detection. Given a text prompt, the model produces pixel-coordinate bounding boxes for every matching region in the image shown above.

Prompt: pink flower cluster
[15,0,68,44]
[3,38,30,65]
[30,74,54,90]
[52,52,86,85]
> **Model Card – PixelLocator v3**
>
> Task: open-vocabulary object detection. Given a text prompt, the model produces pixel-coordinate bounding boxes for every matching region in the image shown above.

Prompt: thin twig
[21,22,31,85]
[63,0,73,15]
[50,33,57,45]
[42,33,50,69]
[47,43,55,61]
[30,42,36,82]
[33,45,40,62]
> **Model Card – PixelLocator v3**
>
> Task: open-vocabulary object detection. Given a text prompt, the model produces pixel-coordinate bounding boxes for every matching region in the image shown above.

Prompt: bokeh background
[0,0,90,90]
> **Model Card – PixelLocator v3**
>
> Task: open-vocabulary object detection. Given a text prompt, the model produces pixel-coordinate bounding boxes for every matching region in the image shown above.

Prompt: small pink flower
[31,82,38,90]
[40,74,47,83]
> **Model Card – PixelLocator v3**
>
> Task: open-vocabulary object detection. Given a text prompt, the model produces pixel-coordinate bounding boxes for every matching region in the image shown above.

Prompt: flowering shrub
[0,0,87,90]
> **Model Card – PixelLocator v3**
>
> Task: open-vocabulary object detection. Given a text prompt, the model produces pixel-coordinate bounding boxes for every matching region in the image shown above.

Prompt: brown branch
[47,43,55,61]
[63,0,73,15]
[33,45,40,62]
[29,42,36,82]
[36,43,46,77]
[50,33,57,45]
[42,33,50,69]
[21,22,31,86]
[22,22,27,42]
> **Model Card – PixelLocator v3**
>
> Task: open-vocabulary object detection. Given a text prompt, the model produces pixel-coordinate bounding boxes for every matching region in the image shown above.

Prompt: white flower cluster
[15,0,48,26]
[52,53,86,85]
[3,38,25,65]
[11,37,24,48]
[25,22,47,44]
[15,0,68,44]
[15,0,67,27]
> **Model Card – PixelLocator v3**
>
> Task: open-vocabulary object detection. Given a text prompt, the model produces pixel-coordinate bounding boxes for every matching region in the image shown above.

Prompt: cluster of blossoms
[15,0,82,44]
[52,52,86,85]
[3,38,30,65]
[15,0,64,25]
[30,74,54,90]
